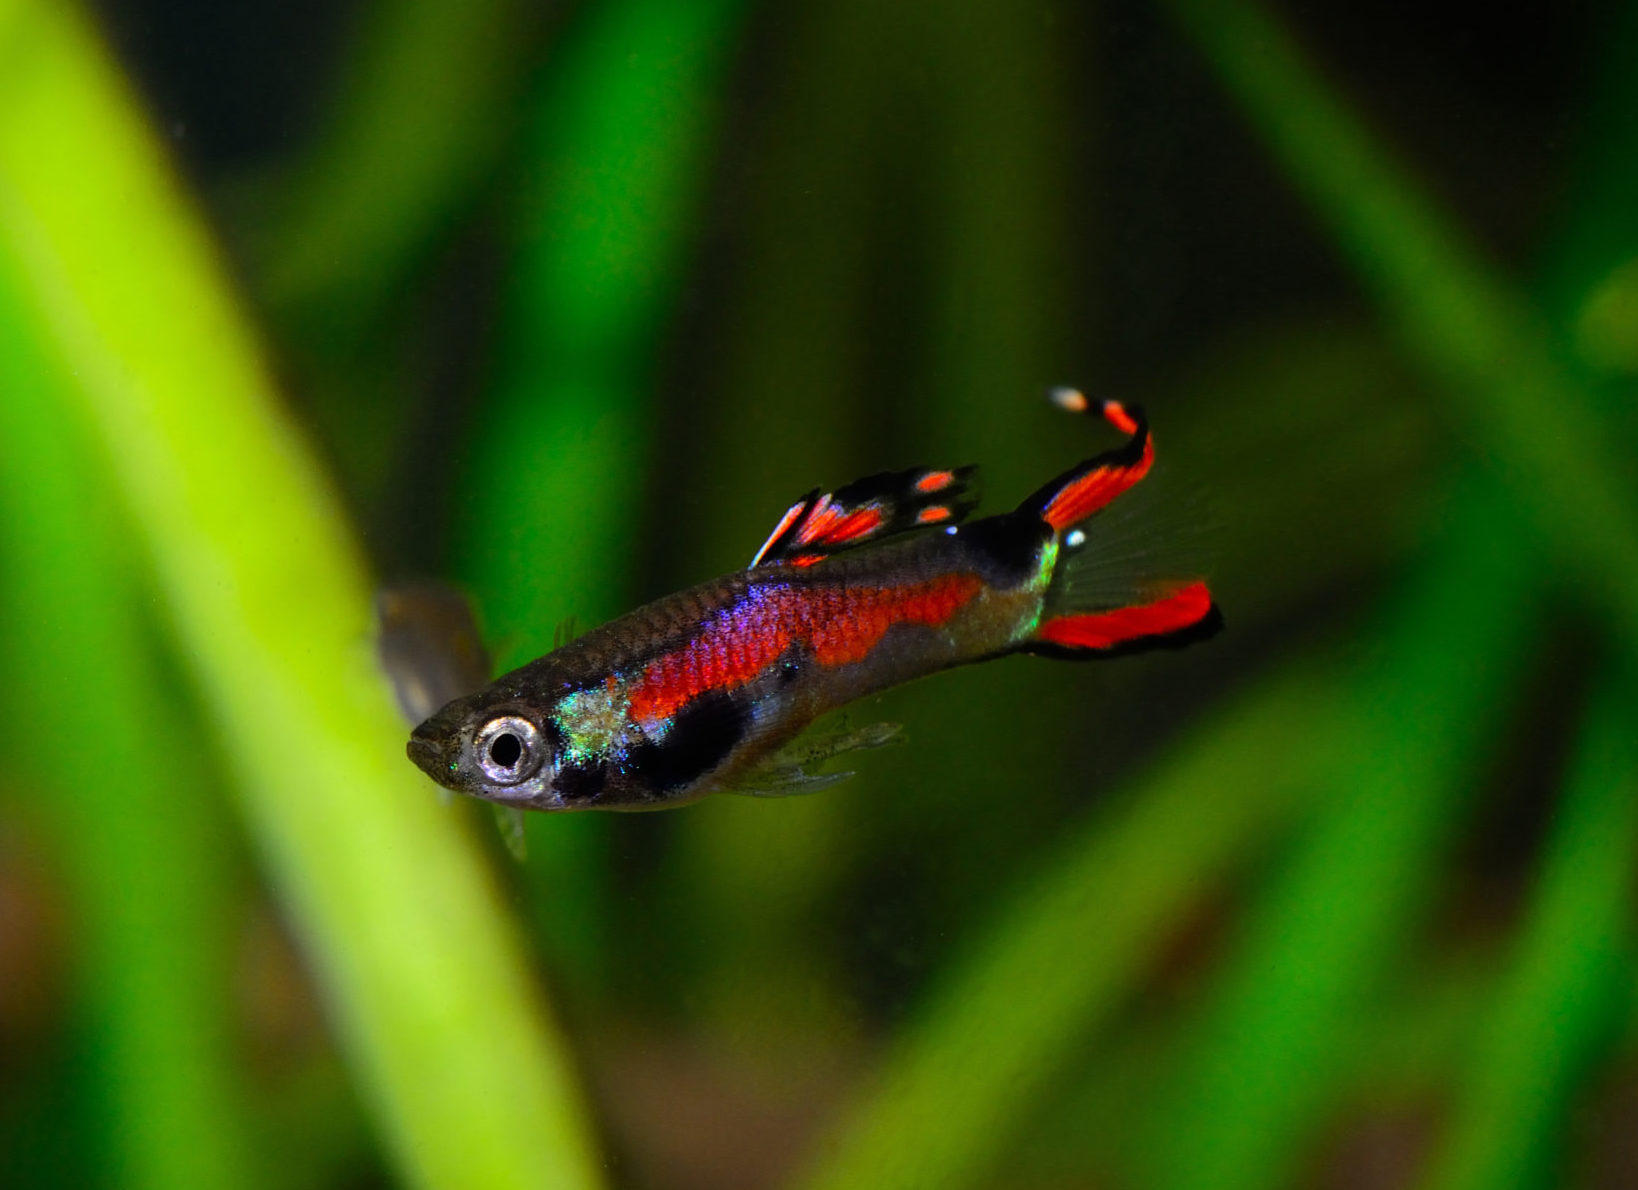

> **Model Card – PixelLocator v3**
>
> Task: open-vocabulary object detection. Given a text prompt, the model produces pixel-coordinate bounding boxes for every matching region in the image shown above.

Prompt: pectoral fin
[726,719,904,798]
[494,805,528,859]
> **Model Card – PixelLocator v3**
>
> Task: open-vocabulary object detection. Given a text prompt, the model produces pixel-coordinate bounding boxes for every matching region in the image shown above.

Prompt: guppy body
[407,393,1220,811]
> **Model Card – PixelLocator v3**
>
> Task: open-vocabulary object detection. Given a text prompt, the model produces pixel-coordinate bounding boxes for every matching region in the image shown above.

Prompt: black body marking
[956,511,1053,588]
[629,690,748,791]
[554,761,608,801]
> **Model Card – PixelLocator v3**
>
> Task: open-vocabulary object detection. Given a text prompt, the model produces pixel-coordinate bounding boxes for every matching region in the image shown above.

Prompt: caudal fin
[1019,389,1222,659]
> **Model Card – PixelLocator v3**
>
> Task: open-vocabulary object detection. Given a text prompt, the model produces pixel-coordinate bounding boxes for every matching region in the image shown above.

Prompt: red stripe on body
[809,574,982,666]
[1036,582,1212,651]
[627,574,984,725]
[915,469,956,493]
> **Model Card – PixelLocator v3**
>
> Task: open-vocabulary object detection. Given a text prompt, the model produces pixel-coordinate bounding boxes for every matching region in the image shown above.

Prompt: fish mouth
[406,726,450,783]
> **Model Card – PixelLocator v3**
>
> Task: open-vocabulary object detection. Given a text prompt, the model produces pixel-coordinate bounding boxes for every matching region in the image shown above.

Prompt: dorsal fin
[749,465,980,568]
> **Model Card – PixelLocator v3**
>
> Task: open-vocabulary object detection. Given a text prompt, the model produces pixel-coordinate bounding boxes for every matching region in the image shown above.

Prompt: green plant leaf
[1421,660,1638,1190]
[789,661,1343,1190]
[0,232,260,1190]
[1161,0,1638,648]
[0,3,604,1186]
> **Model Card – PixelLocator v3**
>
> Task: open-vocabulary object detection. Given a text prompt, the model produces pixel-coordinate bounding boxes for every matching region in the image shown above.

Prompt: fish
[406,389,1222,812]
[376,583,495,728]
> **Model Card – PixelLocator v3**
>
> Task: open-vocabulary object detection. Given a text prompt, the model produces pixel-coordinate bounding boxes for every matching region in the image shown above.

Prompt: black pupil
[488,732,523,768]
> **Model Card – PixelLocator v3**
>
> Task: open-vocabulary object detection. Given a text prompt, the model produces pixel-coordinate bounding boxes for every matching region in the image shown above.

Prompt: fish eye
[474,715,545,785]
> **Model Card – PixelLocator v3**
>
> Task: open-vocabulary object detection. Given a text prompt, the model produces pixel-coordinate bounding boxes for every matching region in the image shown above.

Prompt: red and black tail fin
[1029,579,1221,659]
[1018,387,1154,530]
[1020,389,1222,659]
[750,465,979,568]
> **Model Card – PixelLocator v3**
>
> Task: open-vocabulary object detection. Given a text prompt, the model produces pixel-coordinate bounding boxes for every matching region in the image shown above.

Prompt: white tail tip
[1048,386,1089,413]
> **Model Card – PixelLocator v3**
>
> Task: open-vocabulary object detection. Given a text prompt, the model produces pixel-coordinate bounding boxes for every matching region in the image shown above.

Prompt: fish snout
[406,721,453,784]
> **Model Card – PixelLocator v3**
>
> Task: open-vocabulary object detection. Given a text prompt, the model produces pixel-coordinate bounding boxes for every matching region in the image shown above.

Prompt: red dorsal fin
[749,465,979,568]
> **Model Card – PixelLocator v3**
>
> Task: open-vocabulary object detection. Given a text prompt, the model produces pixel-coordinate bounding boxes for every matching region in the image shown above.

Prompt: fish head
[407,690,570,811]
[408,674,721,812]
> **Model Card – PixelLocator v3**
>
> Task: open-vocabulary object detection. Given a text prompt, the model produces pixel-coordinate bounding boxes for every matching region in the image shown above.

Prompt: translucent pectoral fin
[493,804,528,859]
[800,719,905,758]
[725,718,904,798]
[731,767,859,799]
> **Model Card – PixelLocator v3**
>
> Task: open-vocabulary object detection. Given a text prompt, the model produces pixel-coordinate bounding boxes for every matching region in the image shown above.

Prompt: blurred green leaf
[1140,484,1536,1190]
[0,3,603,1187]
[458,0,748,652]
[452,0,749,991]
[790,661,1344,1190]
[1539,4,1638,334]
[1422,660,1638,1190]
[0,235,258,1190]
[1162,0,1638,647]
[262,0,532,337]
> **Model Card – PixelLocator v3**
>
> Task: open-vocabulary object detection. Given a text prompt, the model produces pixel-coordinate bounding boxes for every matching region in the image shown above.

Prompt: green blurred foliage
[2,0,1637,1188]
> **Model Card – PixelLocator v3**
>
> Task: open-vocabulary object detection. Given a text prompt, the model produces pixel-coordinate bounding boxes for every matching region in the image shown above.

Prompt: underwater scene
[2,1,1637,1188]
